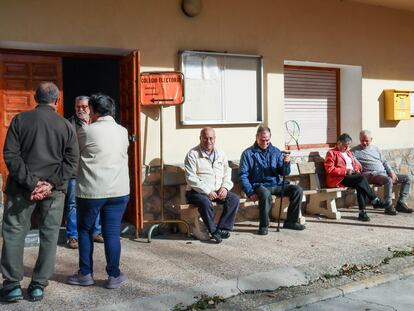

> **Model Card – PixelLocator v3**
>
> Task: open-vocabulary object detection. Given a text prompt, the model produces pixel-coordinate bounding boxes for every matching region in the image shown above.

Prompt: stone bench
[298,161,399,220]
[165,164,310,240]
[296,162,344,220]
[163,161,400,239]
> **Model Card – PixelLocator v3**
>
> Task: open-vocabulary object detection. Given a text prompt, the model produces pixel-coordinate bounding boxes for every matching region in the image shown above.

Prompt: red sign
[140,72,184,106]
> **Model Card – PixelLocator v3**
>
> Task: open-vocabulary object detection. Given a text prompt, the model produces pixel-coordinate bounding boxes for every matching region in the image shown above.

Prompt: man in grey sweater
[351,130,412,214]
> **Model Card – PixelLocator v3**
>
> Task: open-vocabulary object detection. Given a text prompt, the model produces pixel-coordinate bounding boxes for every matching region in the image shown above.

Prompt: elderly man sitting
[351,130,412,214]
[184,127,239,243]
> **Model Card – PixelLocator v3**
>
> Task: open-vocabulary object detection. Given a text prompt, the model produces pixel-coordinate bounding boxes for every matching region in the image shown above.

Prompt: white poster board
[179,51,263,125]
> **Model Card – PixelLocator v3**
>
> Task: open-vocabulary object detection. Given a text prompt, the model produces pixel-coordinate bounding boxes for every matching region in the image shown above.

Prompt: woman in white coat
[67,94,130,289]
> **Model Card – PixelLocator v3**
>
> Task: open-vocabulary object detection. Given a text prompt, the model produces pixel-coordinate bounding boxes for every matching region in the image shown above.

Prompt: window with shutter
[284,65,339,149]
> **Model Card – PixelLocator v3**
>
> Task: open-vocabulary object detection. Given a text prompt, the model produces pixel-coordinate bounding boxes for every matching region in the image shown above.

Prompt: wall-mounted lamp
[182,0,202,17]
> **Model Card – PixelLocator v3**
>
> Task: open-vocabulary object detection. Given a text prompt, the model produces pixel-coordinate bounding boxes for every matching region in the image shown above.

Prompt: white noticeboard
[179,50,263,125]
[410,92,414,116]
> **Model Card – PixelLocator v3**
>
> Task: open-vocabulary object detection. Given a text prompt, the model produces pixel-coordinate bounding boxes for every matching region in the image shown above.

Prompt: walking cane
[276,151,289,232]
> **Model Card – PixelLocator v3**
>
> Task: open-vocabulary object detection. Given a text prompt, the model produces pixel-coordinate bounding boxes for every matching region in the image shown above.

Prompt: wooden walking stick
[276,151,290,232]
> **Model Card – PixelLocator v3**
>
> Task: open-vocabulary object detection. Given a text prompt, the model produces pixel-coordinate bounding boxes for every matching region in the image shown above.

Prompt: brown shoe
[93,233,104,243]
[67,238,78,249]
[395,201,413,213]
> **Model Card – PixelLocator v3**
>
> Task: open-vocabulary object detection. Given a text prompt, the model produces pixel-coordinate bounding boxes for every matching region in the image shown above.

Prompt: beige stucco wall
[1,0,414,165]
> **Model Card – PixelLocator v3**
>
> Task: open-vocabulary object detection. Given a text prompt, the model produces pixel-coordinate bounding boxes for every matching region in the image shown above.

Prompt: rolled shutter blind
[284,66,338,146]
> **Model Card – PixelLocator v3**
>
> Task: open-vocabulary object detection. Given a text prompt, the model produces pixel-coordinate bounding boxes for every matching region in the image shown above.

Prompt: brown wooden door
[119,50,143,232]
[0,53,63,186]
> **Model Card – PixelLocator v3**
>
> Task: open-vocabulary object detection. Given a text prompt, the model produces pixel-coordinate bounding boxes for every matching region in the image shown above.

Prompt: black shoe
[212,229,222,244]
[258,226,268,235]
[358,211,370,222]
[384,207,398,216]
[28,284,44,302]
[0,286,23,303]
[395,201,413,213]
[283,222,306,230]
[372,199,391,209]
[220,229,231,239]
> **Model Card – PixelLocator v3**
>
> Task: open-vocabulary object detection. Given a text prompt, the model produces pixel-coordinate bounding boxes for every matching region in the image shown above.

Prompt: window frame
[284,65,340,150]
[178,50,264,126]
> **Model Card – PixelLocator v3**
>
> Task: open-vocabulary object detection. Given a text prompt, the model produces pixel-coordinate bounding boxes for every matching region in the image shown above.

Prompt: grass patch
[173,295,225,310]
[339,263,373,276]
[392,248,414,258]
[322,273,338,279]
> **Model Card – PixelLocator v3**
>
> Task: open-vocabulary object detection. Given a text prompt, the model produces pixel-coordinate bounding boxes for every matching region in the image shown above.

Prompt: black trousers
[186,190,240,233]
[340,174,377,210]
[254,184,303,228]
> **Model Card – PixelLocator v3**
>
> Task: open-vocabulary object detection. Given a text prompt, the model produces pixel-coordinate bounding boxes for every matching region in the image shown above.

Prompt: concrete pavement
[283,272,414,311]
[1,203,414,310]
[255,266,414,311]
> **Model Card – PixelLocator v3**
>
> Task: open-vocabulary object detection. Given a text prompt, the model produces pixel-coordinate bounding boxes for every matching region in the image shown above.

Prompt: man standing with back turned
[0,82,79,302]
[351,129,412,214]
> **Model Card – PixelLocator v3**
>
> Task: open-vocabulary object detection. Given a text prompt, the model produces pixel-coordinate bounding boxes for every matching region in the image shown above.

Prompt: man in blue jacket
[239,126,305,235]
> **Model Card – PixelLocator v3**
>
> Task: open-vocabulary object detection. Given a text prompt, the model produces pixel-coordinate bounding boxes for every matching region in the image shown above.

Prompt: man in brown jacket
[0,82,79,302]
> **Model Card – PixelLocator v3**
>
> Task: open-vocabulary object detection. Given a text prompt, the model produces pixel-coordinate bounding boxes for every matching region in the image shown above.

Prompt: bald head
[34,82,59,105]
[199,127,216,153]
[359,129,373,148]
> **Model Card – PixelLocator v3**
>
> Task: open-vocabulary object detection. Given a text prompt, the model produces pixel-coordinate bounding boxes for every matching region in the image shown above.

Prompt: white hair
[359,129,372,137]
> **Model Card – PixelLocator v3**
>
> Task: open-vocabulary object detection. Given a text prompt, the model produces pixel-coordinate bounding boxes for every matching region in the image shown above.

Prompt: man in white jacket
[184,127,239,243]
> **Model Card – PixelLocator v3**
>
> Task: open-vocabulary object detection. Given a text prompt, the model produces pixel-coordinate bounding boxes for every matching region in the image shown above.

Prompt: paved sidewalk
[284,272,414,311]
[1,203,414,310]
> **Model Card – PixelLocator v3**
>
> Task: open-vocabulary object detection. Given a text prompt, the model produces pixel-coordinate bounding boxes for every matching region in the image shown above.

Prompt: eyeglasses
[75,105,89,110]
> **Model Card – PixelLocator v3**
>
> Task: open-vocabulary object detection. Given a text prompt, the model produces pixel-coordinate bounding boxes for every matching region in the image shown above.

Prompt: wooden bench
[164,164,308,240]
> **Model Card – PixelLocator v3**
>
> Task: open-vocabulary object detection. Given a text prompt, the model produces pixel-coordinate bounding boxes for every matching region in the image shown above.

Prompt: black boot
[358,210,370,221]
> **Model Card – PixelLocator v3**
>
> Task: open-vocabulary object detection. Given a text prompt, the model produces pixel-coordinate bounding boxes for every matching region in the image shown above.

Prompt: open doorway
[0,49,142,231]
[62,57,120,120]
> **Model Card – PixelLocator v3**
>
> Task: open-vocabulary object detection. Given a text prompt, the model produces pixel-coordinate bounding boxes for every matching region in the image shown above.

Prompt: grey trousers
[1,190,65,290]
[366,174,412,204]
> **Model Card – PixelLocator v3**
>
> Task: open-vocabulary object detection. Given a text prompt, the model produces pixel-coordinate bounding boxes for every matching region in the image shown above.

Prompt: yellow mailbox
[384,89,411,120]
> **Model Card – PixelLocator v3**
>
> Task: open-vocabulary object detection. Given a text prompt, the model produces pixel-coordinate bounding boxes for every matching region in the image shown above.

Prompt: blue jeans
[66,178,101,239]
[77,195,129,277]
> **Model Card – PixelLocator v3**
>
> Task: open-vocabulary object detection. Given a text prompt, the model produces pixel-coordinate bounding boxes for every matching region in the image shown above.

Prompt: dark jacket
[3,105,79,197]
[239,143,290,196]
[67,114,86,178]
[67,115,86,132]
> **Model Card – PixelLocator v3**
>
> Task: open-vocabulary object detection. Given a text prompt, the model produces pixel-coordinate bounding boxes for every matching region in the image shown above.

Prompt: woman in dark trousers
[67,94,130,289]
[324,133,392,222]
